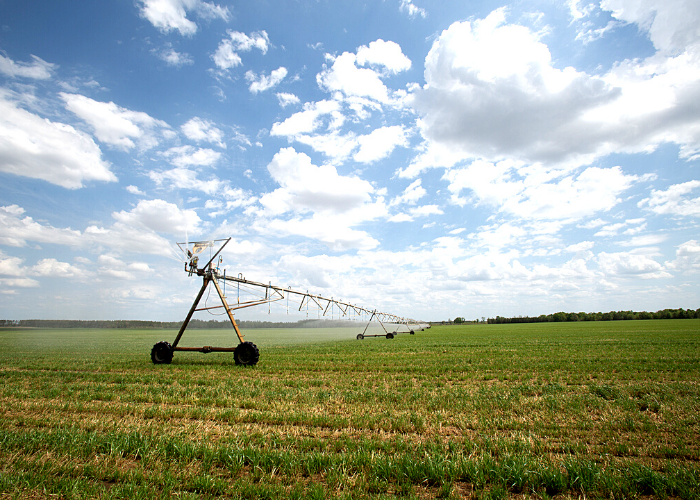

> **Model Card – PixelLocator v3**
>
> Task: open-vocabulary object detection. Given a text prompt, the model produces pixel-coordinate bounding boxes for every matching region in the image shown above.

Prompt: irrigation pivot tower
[151,238,428,365]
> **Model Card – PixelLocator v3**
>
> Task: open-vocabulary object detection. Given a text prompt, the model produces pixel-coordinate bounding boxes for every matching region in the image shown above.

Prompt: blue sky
[1,0,699,322]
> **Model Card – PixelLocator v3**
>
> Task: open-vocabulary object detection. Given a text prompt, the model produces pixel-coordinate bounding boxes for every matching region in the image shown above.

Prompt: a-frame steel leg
[376,314,390,334]
[211,277,245,344]
[359,311,392,338]
[172,278,210,348]
[360,311,377,337]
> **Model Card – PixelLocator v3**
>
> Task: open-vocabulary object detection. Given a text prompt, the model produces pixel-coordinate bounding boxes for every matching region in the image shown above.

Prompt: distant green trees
[487,308,700,324]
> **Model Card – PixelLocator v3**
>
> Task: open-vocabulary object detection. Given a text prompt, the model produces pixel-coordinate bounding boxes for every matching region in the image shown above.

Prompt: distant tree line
[487,308,700,324]
[0,318,360,329]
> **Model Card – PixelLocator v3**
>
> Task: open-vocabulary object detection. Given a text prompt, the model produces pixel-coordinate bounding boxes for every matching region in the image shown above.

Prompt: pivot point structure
[151,238,428,365]
[151,238,260,366]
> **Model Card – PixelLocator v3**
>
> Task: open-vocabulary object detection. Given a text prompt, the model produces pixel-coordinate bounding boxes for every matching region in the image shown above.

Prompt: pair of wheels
[356,332,395,340]
[150,341,260,366]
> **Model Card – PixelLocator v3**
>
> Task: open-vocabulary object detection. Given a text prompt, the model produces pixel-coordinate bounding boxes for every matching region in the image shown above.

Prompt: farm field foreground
[0,321,699,499]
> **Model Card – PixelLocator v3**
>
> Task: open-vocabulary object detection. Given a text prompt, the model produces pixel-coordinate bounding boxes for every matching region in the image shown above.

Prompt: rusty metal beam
[173,346,237,353]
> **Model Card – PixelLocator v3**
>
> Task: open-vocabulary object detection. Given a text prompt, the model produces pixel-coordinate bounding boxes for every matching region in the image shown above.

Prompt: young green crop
[0,320,698,498]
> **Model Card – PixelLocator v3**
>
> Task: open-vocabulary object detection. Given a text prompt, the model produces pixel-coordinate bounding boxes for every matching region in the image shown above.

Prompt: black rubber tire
[151,341,173,364]
[234,341,260,366]
[356,333,364,340]
[386,332,394,339]
[409,330,415,335]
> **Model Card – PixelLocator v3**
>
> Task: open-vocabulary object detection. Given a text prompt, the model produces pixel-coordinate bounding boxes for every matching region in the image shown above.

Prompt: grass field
[0,320,698,499]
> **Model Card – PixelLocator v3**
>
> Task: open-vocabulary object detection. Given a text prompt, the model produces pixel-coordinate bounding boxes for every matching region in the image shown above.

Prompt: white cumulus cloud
[0,278,39,288]
[31,259,87,279]
[390,203,443,222]
[161,145,221,167]
[407,8,621,174]
[597,250,671,279]
[138,0,230,36]
[391,179,426,206]
[256,148,386,251]
[444,162,641,221]
[260,147,375,216]
[149,167,224,195]
[0,94,116,189]
[667,239,700,273]
[403,3,700,184]
[356,39,411,74]
[181,117,226,148]
[155,45,194,66]
[317,52,391,103]
[112,199,201,236]
[276,92,300,107]
[271,100,343,137]
[0,205,82,247]
[638,180,700,216]
[601,0,700,54]
[0,203,186,258]
[0,251,25,276]
[246,67,287,93]
[212,31,270,70]
[0,53,55,79]
[353,126,408,164]
[61,93,170,151]
[399,0,426,18]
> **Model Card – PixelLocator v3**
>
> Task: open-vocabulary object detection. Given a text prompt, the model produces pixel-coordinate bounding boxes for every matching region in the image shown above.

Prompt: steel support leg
[212,277,245,344]
[360,311,377,337]
[172,278,210,348]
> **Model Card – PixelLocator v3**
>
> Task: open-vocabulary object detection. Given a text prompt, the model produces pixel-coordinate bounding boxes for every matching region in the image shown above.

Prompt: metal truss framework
[150,238,429,365]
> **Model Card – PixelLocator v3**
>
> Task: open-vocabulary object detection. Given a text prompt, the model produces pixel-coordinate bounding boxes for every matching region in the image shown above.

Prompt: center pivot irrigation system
[151,238,429,365]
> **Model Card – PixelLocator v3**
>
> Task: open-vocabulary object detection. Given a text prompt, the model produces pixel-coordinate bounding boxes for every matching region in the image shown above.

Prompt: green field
[0,320,699,499]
